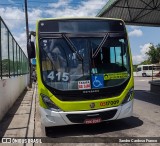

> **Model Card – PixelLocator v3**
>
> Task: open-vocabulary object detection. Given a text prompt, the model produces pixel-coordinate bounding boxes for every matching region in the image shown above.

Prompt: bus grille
[66,109,117,123]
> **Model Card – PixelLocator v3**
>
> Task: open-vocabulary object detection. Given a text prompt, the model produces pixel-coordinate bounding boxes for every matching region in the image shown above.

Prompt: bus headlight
[122,88,134,104]
[41,94,62,112]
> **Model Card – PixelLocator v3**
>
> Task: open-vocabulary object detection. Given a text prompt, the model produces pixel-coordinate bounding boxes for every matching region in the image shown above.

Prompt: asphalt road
[34,77,160,145]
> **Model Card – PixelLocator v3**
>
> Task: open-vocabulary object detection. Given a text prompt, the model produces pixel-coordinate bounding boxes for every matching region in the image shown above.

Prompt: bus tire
[142,73,146,77]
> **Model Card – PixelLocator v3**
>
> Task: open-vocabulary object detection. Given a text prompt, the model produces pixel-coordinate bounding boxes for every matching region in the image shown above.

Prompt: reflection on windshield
[40,35,130,91]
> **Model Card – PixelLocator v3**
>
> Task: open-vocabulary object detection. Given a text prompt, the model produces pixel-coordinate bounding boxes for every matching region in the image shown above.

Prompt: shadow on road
[0,89,27,138]
[134,90,160,106]
[45,116,143,138]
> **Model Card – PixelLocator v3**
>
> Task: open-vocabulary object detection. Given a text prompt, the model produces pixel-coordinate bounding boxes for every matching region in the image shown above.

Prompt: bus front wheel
[142,73,146,77]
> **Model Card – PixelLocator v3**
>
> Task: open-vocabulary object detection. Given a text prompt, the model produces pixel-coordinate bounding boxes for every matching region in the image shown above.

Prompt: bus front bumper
[40,100,133,127]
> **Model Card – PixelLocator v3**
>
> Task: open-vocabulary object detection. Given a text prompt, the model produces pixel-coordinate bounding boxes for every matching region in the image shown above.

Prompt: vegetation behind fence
[0,16,29,79]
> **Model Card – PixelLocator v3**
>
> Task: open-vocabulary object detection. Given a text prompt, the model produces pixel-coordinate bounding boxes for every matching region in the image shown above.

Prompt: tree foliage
[133,65,138,72]
[140,60,151,65]
[145,44,160,64]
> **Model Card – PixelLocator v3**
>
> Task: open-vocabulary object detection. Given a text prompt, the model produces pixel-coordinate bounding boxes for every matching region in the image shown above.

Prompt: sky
[0,0,160,65]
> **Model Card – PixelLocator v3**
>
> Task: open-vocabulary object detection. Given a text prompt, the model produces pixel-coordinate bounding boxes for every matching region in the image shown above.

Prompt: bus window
[137,67,141,72]
[149,66,153,70]
[143,66,148,70]
[110,47,122,65]
[154,66,160,70]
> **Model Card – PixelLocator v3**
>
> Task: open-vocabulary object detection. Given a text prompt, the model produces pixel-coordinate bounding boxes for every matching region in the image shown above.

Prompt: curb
[26,83,37,146]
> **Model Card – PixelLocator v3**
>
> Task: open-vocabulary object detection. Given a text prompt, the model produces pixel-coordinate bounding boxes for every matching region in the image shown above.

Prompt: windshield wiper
[62,34,83,61]
[92,33,109,58]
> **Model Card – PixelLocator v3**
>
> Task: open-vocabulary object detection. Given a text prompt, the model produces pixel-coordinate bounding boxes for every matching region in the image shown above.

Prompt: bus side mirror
[27,41,35,59]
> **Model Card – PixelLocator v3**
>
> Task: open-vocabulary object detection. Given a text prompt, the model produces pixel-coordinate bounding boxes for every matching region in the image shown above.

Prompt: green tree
[156,44,160,63]
[133,65,138,72]
[140,60,151,65]
[146,44,160,64]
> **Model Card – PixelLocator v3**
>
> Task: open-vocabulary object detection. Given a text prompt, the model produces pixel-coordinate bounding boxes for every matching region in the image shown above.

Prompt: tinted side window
[137,67,141,71]
[154,66,160,70]
[149,66,153,70]
[143,66,148,70]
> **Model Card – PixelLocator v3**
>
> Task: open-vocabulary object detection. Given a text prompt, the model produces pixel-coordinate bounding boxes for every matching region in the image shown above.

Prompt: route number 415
[47,71,69,82]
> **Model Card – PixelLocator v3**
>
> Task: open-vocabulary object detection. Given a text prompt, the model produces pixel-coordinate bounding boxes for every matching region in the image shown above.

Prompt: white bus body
[136,64,160,77]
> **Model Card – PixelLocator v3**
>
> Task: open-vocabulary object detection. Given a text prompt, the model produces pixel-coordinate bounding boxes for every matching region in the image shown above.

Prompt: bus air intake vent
[66,109,117,123]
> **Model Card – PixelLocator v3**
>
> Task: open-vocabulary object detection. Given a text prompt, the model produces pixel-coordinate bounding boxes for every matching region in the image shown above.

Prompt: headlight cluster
[41,94,62,112]
[122,87,134,104]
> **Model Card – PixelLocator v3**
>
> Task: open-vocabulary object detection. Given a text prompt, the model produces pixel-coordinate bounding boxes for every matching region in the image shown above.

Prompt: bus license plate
[84,118,102,124]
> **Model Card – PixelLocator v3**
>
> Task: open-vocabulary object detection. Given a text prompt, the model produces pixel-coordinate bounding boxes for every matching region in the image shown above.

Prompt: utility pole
[24,0,32,87]
[24,0,29,42]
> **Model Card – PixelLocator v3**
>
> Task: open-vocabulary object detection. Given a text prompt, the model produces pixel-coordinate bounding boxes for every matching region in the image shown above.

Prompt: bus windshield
[40,33,130,91]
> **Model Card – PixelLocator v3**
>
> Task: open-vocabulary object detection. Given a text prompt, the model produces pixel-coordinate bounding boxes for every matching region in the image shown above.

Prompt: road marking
[138,79,151,81]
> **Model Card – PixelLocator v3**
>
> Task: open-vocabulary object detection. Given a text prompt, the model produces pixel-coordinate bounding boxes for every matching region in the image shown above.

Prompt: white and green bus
[29,17,134,127]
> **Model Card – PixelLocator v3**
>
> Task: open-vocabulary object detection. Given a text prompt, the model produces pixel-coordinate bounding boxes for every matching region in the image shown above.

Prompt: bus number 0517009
[100,100,119,106]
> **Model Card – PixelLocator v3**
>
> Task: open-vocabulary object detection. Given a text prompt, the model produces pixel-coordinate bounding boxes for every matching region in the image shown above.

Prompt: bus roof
[36,17,124,24]
[137,64,159,67]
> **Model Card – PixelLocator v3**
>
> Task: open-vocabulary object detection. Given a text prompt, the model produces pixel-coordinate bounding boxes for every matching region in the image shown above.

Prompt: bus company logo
[90,103,95,108]
[2,138,12,143]
[83,90,99,94]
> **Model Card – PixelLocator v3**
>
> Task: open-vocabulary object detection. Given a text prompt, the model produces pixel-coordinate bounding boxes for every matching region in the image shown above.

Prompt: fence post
[8,30,10,78]
[0,17,2,79]
[152,65,153,81]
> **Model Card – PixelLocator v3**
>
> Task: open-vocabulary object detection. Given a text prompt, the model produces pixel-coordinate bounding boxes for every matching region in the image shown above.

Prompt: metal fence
[0,16,29,79]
